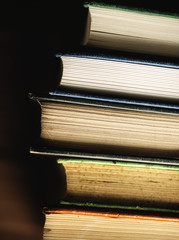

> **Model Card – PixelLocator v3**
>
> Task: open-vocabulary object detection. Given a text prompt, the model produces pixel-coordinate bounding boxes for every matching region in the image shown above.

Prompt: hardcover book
[44,206,179,240]
[55,158,179,209]
[84,1,179,57]
[57,53,179,102]
[33,95,179,159]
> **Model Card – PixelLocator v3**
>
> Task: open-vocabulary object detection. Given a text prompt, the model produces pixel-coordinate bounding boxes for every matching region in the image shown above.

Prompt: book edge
[56,158,179,171]
[44,206,179,221]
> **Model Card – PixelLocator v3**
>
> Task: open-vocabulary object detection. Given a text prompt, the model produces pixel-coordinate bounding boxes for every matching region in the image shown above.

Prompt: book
[84,1,179,57]
[30,149,179,209]
[54,158,179,209]
[56,53,179,102]
[43,206,179,240]
[33,95,179,159]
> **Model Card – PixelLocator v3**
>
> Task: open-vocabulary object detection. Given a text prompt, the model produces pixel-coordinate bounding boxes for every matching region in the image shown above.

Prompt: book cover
[30,147,179,166]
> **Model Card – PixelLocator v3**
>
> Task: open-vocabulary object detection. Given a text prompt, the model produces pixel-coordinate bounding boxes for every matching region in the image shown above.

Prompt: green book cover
[59,200,179,215]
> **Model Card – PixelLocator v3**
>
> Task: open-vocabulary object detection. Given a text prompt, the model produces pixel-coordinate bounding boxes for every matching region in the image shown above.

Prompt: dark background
[0,1,85,239]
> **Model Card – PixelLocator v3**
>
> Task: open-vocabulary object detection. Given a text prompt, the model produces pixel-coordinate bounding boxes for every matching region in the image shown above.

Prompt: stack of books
[30,1,179,239]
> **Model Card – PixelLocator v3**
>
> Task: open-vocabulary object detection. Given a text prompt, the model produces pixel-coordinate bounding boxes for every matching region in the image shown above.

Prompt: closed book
[54,158,179,209]
[29,149,179,209]
[33,95,179,159]
[44,206,179,240]
[57,53,179,102]
[84,1,179,57]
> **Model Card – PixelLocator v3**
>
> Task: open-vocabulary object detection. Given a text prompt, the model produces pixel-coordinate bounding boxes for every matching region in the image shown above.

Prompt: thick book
[44,206,179,240]
[33,95,179,159]
[30,148,179,207]
[54,158,179,209]
[56,53,179,102]
[84,1,179,57]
